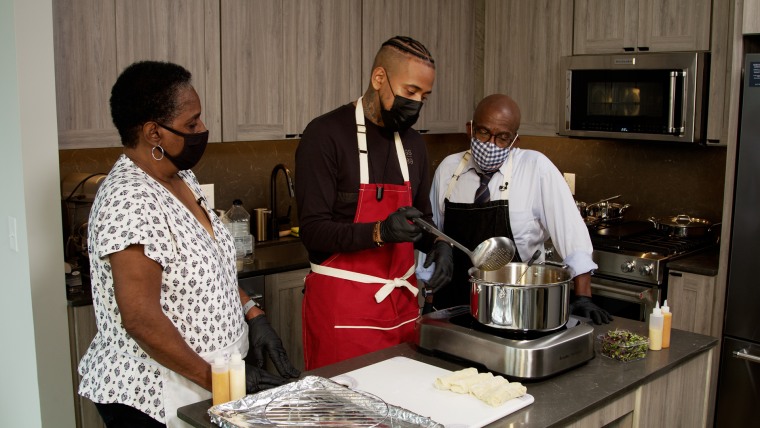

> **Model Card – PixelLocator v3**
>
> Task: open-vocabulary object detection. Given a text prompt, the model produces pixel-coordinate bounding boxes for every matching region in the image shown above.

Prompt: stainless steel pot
[575,201,588,217]
[648,214,719,238]
[586,201,630,220]
[469,262,572,331]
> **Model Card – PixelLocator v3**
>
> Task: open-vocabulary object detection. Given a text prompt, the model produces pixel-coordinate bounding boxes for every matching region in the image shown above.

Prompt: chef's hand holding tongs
[245,314,301,392]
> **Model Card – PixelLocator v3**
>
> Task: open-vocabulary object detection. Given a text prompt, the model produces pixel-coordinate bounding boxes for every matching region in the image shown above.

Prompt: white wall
[0,0,75,426]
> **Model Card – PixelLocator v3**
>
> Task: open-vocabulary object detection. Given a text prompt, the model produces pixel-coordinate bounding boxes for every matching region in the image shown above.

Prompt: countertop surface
[67,236,310,307]
[666,245,720,276]
[178,316,717,428]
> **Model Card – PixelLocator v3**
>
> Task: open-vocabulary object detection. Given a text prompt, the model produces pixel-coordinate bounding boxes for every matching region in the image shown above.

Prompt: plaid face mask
[470,137,510,172]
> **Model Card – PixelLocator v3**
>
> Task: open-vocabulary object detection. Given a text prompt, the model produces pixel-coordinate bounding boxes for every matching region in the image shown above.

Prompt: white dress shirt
[417,148,597,280]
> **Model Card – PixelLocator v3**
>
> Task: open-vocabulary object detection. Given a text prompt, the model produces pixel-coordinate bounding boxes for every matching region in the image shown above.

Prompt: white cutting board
[331,356,534,428]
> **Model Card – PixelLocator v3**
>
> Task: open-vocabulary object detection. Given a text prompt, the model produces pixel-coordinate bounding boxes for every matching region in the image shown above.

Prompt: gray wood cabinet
[221,0,362,141]
[53,0,221,148]
[565,390,636,428]
[361,0,475,133]
[482,0,573,136]
[565,349,713,427]
[67,305,104,428]
[743,0,760,34]
[264,268,309,372]
[667,270,716,336]
[636,348,713,427]
[573,0,712,54]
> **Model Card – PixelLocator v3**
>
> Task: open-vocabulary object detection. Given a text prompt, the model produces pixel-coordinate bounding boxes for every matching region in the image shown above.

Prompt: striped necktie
[474,171,494,204]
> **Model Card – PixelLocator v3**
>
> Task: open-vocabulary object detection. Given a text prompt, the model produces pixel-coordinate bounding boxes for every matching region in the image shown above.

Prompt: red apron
[302,97,420,370]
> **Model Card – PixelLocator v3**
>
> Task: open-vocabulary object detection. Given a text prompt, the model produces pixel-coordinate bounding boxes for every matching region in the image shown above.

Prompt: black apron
[433,152,521,310]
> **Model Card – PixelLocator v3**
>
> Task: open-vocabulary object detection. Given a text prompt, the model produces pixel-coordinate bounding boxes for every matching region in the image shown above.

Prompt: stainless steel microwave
[558,52,709,143]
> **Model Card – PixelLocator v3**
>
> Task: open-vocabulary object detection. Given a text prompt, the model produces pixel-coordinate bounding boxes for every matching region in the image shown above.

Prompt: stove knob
[639,264,654,276]
[621,261,636,273]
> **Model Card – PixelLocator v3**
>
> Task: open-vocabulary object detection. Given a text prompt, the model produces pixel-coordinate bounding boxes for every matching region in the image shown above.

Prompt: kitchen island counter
[178,316,717,427]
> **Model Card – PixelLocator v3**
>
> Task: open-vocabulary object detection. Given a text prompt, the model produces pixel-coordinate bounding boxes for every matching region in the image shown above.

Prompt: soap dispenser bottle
[649,302,664,351]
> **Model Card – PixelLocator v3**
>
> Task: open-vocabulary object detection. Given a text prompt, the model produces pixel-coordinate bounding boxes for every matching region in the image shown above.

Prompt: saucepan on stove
[649,214,721,238]
[469,261,572,332]
[576,195,630,225]
[587,202,630,219]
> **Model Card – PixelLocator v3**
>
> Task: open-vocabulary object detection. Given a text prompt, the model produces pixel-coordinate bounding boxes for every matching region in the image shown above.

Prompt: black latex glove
[245,363,287,393]
[246,315,301,378]
[570,296,613,325]
[380,207,423,243]
[423,240,454,293]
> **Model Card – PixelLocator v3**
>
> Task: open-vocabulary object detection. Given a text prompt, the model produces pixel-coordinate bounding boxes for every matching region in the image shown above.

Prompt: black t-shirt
[295,102,434,264]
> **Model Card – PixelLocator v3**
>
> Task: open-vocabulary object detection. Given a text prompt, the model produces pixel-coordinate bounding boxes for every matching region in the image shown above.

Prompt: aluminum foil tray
[208,375,443,427]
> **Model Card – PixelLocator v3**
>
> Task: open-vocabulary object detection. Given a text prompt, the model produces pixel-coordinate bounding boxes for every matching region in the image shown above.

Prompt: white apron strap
[355,97,408,184]
[444,151,472,200]
[445,150,515,200]
[497,151,515,199]
[310,262,418,303]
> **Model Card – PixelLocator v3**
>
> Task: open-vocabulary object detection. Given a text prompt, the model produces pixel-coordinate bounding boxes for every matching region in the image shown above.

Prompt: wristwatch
[243,298,260,315]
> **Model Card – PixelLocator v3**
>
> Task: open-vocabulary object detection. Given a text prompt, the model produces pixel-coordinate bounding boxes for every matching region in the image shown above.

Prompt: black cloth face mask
[380,73,423,132]
[158,123,209,170]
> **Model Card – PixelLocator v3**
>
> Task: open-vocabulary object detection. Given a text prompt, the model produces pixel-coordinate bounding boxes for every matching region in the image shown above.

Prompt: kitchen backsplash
[59,134,726,228]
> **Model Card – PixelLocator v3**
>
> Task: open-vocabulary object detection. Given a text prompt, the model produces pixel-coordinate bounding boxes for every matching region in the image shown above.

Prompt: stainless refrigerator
[714,53,760,425]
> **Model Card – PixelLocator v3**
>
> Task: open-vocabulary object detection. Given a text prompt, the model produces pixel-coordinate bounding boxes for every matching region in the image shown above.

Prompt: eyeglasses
[473,125,518,145]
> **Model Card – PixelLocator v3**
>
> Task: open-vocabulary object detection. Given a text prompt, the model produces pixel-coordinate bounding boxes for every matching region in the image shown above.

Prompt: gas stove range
[588,221,718,285]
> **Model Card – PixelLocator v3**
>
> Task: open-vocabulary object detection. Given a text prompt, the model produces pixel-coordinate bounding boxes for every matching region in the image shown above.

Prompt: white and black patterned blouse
[78,155,244,422]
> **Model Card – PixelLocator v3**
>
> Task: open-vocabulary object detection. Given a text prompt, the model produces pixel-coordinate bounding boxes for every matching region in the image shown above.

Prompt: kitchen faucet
[270,163,295,240]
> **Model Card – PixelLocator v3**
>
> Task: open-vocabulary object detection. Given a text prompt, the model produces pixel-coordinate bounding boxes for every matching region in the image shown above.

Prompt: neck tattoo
[363,92,383,126]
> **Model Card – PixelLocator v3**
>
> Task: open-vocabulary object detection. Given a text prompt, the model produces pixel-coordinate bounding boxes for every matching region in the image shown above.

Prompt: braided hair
[381,35,435,67]
[373,35,435,72]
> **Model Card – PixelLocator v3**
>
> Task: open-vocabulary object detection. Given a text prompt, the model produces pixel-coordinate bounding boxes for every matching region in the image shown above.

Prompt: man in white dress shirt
[418,94,611,324]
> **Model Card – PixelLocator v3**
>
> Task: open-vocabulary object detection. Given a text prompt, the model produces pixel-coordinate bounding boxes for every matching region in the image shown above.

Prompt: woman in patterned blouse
[78,61,300,427]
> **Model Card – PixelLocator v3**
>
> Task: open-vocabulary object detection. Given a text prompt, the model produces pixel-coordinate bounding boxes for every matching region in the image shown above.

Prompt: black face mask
[158,123,209,170]
[380,74,423,132]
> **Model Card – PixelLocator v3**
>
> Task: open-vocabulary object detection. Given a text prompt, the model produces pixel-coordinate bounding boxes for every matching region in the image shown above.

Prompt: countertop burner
[448,312,567,341]
[416,306,595,380]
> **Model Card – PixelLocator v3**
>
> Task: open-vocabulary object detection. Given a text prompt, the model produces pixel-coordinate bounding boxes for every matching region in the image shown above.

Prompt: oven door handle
[733,349,760,364]
[590,282,652,301]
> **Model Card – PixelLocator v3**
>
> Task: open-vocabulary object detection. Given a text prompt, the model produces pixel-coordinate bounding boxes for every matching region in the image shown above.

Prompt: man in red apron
[295,36,454,370]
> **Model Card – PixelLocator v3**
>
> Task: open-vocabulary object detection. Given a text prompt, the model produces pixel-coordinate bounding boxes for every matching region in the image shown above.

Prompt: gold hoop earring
[151,145,165,161]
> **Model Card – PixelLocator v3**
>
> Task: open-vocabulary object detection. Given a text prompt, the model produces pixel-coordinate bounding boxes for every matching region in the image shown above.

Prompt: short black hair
[110,61,192,147]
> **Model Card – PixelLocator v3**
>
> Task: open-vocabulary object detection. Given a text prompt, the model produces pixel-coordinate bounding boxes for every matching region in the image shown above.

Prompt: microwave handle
[668,71,686,135]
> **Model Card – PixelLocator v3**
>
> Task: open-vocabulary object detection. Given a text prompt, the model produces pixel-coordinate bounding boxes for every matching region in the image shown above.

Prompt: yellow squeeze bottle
[661,299,672,348]
[212,357,230,405]
[229,352,246,401]
[648,302,663,351]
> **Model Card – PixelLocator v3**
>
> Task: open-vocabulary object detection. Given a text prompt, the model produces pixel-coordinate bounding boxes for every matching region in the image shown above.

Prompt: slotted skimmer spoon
[414,218,516,271]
